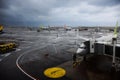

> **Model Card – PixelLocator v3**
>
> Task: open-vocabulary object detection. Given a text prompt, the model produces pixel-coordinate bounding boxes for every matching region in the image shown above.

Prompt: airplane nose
[76,48,85,54]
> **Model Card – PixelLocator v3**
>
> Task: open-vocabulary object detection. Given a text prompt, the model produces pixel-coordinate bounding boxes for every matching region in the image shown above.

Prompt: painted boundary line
[16,45,47,80]
[16,37,64,80]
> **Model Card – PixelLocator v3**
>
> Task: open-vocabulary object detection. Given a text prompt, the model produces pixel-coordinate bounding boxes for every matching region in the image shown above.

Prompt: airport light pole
[112,38,117,66]
[111,37,117,74]
[112,21,118,67]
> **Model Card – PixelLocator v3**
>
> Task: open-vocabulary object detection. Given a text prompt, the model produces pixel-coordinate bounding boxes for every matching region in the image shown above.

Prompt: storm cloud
[0,0,120,26]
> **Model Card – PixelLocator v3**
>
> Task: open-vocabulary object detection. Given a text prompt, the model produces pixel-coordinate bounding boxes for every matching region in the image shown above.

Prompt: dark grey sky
[0,0,120,26]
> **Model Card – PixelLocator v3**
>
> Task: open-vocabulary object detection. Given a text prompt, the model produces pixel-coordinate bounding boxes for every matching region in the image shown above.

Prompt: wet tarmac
[0,27,120,80]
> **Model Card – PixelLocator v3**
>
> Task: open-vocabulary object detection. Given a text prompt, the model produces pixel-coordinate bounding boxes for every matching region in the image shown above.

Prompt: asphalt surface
[0,27,120,80]
[0,27,84,80]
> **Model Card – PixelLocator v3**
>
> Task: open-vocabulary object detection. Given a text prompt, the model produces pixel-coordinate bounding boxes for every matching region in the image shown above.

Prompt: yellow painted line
[44,67,66,78]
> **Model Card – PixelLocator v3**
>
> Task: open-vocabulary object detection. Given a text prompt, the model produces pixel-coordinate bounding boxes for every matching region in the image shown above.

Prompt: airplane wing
[74,36,89,41]
[96,21,119,45]
[96,33,114,42]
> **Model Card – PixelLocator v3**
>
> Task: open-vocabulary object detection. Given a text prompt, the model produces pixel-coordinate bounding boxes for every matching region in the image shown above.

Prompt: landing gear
[72,53,82,67]
[73,53,77,68]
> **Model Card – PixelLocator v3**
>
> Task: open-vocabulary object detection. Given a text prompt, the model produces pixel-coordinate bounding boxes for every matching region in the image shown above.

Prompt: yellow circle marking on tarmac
[44,67,66,78]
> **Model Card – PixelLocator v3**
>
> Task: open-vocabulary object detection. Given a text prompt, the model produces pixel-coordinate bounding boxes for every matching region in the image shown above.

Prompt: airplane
[73,22,120,71]
[37,25,51,32]
[64,24,72,31]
